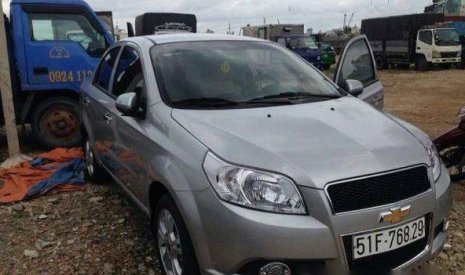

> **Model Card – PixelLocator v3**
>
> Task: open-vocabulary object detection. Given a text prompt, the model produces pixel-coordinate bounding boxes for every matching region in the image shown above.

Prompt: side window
[337,39,376,87]
[94,47,120,91]
[419,31,432,45]
[29,13,107,57]
[112,47,144,98]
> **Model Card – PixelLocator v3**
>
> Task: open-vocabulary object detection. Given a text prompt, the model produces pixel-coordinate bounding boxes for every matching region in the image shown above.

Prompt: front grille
[343,215,430,272]
[326,166,431,213]
[441,52,459,58]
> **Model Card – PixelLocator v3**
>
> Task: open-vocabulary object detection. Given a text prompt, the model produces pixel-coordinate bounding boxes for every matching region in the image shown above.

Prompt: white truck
[362,13,462,70]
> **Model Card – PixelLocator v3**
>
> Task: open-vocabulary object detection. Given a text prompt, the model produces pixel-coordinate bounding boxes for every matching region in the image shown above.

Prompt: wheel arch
[148,181,170,226]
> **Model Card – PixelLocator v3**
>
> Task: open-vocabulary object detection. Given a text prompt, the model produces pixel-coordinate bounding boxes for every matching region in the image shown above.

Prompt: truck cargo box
[135,13,197,36]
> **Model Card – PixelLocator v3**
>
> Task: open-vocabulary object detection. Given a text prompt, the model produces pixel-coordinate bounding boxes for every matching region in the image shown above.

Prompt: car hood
[171,97,429,189]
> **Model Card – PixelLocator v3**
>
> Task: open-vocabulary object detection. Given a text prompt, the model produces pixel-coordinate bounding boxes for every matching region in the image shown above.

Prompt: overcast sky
[2,0,432,33]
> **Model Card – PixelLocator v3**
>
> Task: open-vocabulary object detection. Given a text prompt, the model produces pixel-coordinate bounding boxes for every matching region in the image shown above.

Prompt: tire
[457,60,465,70]
[83,135,109,183]
[154,194,200,275]
[375,56,386,70]
[31,97,81,149]
[415,56,429,71]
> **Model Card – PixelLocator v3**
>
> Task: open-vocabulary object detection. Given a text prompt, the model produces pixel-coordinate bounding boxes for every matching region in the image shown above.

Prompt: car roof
[122,33,266,45]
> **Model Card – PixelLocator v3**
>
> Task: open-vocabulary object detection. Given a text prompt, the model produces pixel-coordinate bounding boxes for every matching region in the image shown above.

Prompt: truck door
[22,5,110,91]
[335,35,384,110]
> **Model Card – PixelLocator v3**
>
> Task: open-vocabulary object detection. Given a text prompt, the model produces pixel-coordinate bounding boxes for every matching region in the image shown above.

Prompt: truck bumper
[432,57,461,64]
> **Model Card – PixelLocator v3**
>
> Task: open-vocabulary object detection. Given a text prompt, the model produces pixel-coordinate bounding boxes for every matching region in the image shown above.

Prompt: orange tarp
[0,148,85,204]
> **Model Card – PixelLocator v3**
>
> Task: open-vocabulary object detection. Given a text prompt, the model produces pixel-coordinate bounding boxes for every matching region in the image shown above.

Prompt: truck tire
[457,60,465,69]
[375,56,386,70]
[31,97,81,149]
[415,56,429,71]
[154,194,200,275]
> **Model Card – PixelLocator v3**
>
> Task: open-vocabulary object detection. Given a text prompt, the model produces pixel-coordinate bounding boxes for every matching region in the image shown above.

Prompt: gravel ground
[1,68,465,274]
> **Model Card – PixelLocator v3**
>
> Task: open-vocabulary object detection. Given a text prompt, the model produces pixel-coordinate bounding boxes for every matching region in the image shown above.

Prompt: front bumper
[179,165,452,274]
[432,57,461,64]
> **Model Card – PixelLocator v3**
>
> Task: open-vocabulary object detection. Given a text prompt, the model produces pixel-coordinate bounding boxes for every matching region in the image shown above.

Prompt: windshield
[151,41,341,109]
[288,36,318,50]
[434,29,460,46]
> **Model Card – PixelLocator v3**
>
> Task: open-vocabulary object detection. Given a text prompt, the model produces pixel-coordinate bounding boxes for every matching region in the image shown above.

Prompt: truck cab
[7,0,114,148]
[416,27,462,70]
[276,35,323,69]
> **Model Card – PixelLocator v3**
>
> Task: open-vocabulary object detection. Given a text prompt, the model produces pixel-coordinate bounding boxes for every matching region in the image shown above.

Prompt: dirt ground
[1,68,465,274]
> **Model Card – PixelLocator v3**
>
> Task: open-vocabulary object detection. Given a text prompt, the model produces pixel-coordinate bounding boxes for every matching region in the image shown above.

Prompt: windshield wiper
[171,97,240,107]
[248,92,340,103]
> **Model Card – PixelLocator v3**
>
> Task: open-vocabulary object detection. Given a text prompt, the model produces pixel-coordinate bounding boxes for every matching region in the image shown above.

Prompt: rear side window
[94,47,120,91]
[337,39,376,87]
[419,31,432,45]
[112,47,144,98]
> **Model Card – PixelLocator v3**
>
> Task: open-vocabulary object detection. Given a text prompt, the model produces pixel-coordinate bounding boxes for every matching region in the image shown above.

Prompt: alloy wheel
[85,140,95,177]
[158,209,183,275]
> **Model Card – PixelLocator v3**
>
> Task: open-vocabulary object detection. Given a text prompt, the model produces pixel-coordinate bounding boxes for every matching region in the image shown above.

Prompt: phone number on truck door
[48,70,94,83]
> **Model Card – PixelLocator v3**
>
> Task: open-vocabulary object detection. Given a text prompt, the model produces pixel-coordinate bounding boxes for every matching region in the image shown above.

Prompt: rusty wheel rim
[40,108,79,140]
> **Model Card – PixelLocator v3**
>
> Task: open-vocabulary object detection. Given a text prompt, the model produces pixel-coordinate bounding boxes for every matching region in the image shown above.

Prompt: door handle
[83,96,91,105]
[104,113,113,123]
[33,67,49,75]
[416,47,421,50]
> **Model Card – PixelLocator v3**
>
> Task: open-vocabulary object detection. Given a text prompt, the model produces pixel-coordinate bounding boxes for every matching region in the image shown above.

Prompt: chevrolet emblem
[380,206,411,224]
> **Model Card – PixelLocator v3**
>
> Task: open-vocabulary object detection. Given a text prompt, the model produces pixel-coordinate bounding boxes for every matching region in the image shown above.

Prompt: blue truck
[1,0,114,148]
[242,24,323,69]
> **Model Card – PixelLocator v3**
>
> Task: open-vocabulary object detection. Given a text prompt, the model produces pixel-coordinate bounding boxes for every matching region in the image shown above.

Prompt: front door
[335,35,384,110]
[106,45,151,201]
[22,5,109,90]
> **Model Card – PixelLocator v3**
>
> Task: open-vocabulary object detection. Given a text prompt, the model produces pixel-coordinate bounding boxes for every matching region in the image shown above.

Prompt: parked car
[435,106,465,182]
[80,34,451,274]
[320,42,336,70]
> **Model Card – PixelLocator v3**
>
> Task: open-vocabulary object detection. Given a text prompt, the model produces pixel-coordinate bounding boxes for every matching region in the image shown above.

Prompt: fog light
[259,262,291,275]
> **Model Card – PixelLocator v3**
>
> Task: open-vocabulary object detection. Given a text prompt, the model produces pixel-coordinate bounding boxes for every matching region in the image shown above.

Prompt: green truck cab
[320,43,336,70]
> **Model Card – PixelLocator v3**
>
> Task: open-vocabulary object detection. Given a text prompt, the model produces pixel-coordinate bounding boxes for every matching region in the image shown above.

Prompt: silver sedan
[80,34,451,274]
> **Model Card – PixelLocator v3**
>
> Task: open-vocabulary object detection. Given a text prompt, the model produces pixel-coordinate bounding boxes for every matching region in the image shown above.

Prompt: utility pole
[0,1,20,157]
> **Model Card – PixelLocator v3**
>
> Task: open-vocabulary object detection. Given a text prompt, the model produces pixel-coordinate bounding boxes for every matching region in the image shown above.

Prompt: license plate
[352,217,426,259]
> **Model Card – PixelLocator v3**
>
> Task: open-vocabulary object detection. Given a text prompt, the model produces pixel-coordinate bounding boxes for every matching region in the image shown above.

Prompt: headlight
[420,137,442,182]
[433,51,441,58]
[203,152,306,214]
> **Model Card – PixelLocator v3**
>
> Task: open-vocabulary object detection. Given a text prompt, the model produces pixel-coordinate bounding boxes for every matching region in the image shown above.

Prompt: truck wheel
[31,97,81,149]
[457,60,465,69]
[375,56,386,70]
[415,56,429,71]
[154,194,200,275]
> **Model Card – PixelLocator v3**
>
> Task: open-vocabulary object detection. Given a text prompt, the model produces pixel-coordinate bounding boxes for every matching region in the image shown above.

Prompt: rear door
[22,5,110,91]
[335,35,384,110]
[82,46,121,165]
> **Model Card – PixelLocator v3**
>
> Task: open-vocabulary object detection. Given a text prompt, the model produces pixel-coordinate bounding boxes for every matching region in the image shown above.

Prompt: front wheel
[457,60,465,69]
[154,194,200,275]
[415,56,429,71]
[31,97,81,149]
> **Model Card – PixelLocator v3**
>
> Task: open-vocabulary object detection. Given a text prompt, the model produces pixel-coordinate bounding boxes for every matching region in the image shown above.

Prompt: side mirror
[345,79,364,97]
[116,92,138,115]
